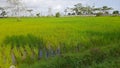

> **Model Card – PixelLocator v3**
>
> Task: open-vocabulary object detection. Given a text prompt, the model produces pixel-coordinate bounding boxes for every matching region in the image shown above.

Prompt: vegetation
[0,2,118,17]
[113,10,119,15]
[0,17,120,68]
[65,3,113,16]
[0,7,7,17]
[55,12,61,17]
[96,12,103,16]
[36,13,40,17]
[0,0,119,68]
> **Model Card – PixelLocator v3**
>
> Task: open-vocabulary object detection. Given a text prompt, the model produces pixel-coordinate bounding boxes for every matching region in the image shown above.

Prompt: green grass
[0,17,120,68]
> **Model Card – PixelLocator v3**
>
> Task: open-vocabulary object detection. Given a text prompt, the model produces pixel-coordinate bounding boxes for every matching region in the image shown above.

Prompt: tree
[7,0,25,21]
[73,3,93,15]
[0,7,7,17]
[72,13,75,15]
[0,7,4,11]
[86,6,93,14]
[7,0,26,19]
[92,6,112,15]
[36,13,40,17]
[73,3,82,15]
[55,12,60,17]
[93,8,101,12]
[113,10,119,14]
[68,13,71,15]
[7,0,21,16]
[1,11,7,17]
[27,9,33,17]
[102,6,112,14]
[96,12,103,16]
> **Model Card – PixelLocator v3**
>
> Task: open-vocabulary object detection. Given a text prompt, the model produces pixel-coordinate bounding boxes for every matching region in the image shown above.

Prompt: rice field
[0,17,120,68]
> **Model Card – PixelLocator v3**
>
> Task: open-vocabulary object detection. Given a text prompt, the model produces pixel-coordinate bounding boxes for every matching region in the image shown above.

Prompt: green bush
[113,10,119,15]
[96,12,103,16]
[55,12,60,18]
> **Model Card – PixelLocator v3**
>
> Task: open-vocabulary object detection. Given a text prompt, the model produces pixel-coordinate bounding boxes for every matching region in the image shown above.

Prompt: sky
[0,0,120,15]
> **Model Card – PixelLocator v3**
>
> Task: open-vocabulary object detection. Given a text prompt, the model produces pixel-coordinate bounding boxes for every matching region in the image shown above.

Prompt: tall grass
[0,17,120,68]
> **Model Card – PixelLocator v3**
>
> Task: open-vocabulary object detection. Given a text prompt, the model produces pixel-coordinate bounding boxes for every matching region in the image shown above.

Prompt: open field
[0,17,120,68]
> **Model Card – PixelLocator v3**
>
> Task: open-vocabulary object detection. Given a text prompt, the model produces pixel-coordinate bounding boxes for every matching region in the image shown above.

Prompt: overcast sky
[0,0,120,15]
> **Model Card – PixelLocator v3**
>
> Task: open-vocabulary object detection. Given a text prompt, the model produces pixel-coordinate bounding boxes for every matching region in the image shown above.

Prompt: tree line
[0,1,119,17]
[64,3,119,16]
